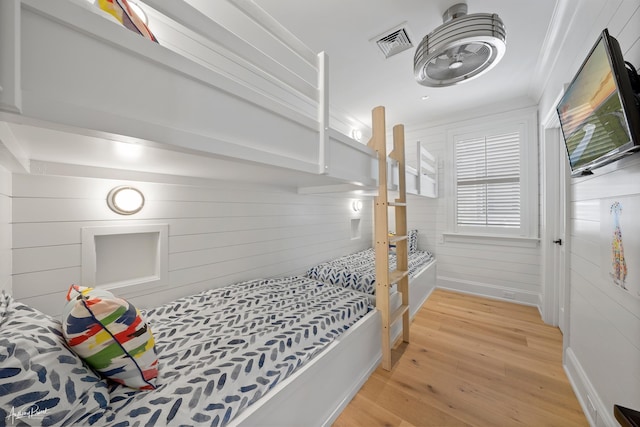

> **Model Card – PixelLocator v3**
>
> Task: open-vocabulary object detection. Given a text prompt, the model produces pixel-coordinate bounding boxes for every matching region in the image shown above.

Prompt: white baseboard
[437,275,540,307]
[564,347,617,427]
[537,293,544,320]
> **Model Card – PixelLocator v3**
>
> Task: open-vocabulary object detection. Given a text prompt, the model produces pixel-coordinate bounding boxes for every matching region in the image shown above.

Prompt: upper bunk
[387,142,438,198]
[405,142,438,198]
[0,0,378,190]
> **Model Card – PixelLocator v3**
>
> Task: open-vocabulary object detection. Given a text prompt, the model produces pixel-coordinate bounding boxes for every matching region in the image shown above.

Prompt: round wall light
[352,200,363,212]
[107,186,145,215]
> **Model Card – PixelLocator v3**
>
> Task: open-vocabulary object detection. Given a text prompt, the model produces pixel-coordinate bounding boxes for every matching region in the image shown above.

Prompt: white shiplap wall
[406,109,541,307]
[566,157,640,427]
[0,166,10,294]
[11,172,372,316]
[537,1,640,425]
[406,193,440,255]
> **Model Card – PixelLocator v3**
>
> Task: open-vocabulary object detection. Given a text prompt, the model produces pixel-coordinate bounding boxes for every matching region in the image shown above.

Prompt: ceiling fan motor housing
[414,3,506,87]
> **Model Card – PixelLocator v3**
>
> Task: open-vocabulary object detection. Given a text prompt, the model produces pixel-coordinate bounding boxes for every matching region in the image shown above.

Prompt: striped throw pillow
[62,285,158,390]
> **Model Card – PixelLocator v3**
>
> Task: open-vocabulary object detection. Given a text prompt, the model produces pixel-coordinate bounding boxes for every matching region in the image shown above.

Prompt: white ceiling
[253,0,559,128]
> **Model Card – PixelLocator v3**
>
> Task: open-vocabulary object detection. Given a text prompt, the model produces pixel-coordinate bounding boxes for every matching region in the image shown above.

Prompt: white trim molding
[441,232,540,248]
[445,107,539,240]
[564,347,617,427]
[437,277,540,307]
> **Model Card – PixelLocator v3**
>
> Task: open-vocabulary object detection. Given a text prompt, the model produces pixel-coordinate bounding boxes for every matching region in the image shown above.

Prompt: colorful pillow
[96,0,158,43]
[62,285,158,390]
[0,292,110,426]
[408,229,419,253]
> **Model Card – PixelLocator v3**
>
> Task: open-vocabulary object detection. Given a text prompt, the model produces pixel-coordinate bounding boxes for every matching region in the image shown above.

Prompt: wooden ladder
[368,106,410,371]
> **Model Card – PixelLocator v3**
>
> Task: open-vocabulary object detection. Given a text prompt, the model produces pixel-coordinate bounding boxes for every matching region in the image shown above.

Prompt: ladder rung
[389,235,407,244]
[389,304,409,325]
[389,269,409,284]
[388,201,406,207]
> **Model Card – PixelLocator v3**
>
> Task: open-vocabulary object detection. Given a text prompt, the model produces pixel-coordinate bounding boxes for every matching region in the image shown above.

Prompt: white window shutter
[455,131,521,229]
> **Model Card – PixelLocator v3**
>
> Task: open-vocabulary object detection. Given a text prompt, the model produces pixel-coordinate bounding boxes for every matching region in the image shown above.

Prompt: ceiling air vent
[372,24,413,59]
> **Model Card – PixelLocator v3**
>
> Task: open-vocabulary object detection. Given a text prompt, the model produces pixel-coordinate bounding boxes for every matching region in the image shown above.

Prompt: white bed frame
[388,142,438,198]
[232,309,381,427]
[387,258,437,341]
[0,2,438,424]
[406,142,438,198]
[374,257,437,316]
[408,258,437,318]
[0,0,377,190]
[0,1,384,425]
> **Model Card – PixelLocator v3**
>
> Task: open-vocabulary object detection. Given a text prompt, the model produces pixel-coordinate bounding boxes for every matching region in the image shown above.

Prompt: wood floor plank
[333,289,588,427]
[332,394,405,427]
[375,381,472,427]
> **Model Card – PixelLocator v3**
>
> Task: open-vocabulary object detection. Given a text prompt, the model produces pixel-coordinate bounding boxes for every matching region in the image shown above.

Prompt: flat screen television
[557,28,640,177]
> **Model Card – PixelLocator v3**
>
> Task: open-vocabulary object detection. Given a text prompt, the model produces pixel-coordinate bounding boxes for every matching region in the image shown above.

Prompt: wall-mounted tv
[557,29,640,177]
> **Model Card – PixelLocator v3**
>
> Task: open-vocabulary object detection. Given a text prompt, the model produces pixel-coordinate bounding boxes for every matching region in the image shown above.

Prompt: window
[447,111,537,239]
[455,131,521,229]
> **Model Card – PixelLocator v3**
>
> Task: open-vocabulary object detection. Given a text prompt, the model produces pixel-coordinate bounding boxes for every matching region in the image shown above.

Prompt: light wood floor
[333,289,588,427]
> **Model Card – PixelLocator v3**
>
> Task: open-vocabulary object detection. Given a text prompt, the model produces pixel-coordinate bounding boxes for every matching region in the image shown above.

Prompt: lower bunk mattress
[0,276,371,427]
[306,248,434,295]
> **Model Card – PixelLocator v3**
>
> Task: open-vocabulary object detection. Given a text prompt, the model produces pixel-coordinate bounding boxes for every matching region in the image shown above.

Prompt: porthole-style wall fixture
[107,186,145,215]
[352,199,363,212]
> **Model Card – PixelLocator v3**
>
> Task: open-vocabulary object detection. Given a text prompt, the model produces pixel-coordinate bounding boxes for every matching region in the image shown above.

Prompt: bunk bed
[0,0,378,189]
[306,136,439,321]
[406,142,439,197]
[0,0,440,422]
[0,276,380,427]
[0,2,394,425]
[305,242,436,319]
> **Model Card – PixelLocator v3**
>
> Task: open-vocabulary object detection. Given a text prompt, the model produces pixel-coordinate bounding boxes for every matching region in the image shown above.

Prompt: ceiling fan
[414,3,506,87]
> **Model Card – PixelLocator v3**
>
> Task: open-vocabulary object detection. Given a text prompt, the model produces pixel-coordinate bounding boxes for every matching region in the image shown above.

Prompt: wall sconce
[107,186,145,215]
[352,200,363,212]
[351,129,363,142]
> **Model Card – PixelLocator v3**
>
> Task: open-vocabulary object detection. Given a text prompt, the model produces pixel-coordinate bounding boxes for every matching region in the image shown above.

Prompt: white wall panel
[406,193,439,254]
[0,166,10,294]
[12,245,81,275]
[551,3,640,419]
[12,173,373,315]
[409,111,541,306]
[570,219,600,243]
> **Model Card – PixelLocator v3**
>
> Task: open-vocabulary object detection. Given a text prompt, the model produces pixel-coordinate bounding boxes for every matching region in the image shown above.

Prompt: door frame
[540,93,570,335]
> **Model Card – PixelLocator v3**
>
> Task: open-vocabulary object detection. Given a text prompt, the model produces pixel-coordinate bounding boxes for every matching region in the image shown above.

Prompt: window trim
[446,109,538,238]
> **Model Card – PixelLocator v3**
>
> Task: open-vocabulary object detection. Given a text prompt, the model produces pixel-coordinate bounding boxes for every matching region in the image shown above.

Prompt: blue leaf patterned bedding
[306,248,434,295]
[104,276,370,426]
[0,277,369,427]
